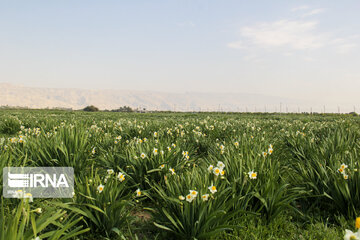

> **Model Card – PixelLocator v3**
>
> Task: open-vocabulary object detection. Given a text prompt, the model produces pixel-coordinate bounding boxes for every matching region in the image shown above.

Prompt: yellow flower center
[211,186,216,191]
[251,173,257,178]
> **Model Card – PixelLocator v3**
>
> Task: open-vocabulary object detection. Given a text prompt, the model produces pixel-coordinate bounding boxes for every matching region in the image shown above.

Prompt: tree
[111,106,134,112]
[83,105,99,112]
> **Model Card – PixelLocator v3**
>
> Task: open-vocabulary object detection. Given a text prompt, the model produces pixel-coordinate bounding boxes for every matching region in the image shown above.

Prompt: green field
[1,110,360,239]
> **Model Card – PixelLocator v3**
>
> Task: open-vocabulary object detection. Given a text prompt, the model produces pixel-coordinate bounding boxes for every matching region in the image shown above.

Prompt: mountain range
[0,82,315,112]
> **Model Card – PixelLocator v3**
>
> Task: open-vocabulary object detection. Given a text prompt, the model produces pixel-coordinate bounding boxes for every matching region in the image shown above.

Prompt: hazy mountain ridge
[0,83,299,111]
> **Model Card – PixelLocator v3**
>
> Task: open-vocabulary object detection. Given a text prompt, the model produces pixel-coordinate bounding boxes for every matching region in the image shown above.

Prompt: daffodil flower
[186,194,194,202]
[356,217,360,229]
[189,190,198,197]
[248,171,257,179]
[202,194,209,201]
[344,229,360,240]
[268,148,273,154]
[213,167,221,176]
[217,161,225,170]
[117,172,125,182]
[97,184,104,193]
[34,208,42,214]
[341,163,348,169]
[208,185,217,194]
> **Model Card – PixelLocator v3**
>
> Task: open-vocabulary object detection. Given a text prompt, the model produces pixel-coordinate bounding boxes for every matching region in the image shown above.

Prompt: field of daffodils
[1,110,360,239]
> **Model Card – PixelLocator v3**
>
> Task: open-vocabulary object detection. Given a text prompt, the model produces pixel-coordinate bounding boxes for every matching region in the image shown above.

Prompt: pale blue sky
[1,0,359,105]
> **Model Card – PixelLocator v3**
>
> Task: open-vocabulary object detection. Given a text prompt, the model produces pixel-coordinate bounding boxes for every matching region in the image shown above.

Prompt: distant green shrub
[111,106,134,112]
[83,105,99,112]
[349,112,358,116]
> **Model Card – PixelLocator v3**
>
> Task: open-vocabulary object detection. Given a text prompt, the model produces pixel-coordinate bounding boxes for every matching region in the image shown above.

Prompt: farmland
[1,110,360,239]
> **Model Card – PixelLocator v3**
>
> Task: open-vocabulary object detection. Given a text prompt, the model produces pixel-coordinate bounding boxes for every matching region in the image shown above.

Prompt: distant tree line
[81,105,359,115]
[111,106,134,112]
[83,105,137,112]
